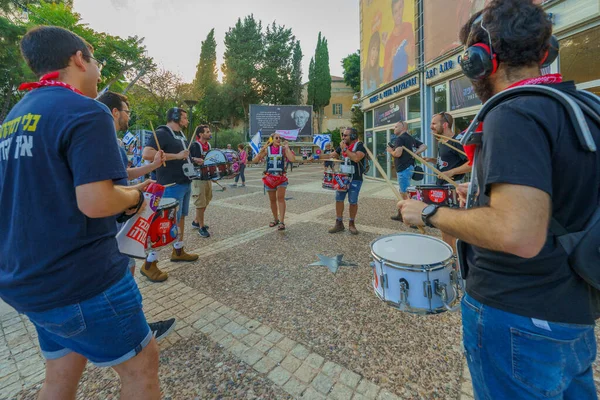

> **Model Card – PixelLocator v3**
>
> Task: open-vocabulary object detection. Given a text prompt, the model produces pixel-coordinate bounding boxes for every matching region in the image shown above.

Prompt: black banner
[250,105,313,137]
[374,98,406,127]
[450,75,481,111]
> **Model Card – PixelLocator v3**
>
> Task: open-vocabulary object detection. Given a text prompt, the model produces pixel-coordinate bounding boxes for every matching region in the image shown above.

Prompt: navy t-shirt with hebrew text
[0,87,129,313]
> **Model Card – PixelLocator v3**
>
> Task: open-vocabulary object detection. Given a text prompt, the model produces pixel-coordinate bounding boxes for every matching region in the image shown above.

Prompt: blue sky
[75,0,360,83]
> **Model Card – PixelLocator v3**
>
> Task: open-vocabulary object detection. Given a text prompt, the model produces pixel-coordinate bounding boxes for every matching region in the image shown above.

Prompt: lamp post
[184,99,198,141]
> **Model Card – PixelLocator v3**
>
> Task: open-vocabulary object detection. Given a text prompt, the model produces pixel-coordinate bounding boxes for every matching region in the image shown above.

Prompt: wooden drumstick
[432,133,463,145]
[187,137,196,151]
[401,147,459,188]
[434,135,468,157]
[149,122,167,168]
[364,147,426,234]
[163,182,176,188]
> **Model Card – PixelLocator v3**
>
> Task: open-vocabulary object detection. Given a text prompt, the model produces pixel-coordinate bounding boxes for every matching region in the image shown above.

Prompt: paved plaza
[2,163,600,399]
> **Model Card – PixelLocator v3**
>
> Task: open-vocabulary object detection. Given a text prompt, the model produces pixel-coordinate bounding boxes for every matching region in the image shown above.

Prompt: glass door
[374,130,388,179]
[365,131,374,177]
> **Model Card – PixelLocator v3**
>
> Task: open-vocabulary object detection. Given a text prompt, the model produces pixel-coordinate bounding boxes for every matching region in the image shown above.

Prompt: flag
[250,130,262,156]
[313,134,331,150]
[122,131,136,146]
[275,129,300,141]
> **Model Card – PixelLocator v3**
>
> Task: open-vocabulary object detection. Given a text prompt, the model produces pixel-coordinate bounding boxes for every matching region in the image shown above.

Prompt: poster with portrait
[374,98,406,127]
[449,75,481,111]
[250,105,313,139]
[424,0,490,64]
[361,0,416,97]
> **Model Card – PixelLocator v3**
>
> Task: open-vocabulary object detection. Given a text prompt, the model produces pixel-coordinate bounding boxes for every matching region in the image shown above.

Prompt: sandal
[269,220,280,227]
[278,223,286,231]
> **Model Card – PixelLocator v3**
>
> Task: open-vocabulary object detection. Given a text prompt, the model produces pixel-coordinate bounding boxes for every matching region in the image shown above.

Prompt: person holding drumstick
[142,107,199,282]
[253,133,295,230]
[189,125,213,238]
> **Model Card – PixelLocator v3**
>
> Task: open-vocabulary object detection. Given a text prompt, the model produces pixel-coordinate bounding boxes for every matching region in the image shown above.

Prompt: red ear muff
[541,35,559,68]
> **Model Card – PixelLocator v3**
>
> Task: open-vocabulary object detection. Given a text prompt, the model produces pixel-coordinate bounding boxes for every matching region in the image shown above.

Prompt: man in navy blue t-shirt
[0,26,160,398]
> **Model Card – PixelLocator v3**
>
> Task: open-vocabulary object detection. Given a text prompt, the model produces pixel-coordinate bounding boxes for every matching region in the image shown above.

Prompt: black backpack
[462,85,600,289]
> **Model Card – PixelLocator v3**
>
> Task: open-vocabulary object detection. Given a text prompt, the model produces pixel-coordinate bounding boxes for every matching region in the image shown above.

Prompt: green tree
[221,15,263,126]
[259,22,295,105]
[193,28,222,125]
[290,41,303,104]
[306,57,315,107]
[307,32,331,133]
[342,51,360,93]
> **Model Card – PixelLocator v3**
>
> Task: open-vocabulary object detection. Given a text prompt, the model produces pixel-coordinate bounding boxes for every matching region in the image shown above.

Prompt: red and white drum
[415,184,459,208]
[147,198,179,249]
[323,172,352,192]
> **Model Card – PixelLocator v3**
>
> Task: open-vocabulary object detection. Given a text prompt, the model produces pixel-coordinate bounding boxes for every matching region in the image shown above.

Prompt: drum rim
[371,252,453,271]
[370,233,454,268]
[157,197,179,209]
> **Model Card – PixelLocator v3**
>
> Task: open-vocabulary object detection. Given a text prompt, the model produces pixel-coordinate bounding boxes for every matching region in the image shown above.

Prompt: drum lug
[423,281,432,299]
[399,279,410,311]
[382,274,388,289]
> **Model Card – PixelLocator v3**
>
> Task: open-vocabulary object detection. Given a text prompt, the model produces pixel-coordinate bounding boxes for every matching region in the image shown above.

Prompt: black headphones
[167,107,181,123]
[347,128,358,141]
[460,13,559,80]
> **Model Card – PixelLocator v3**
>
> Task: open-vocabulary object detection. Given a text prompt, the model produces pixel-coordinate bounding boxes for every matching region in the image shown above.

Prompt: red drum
[415,184,459,207]
[200,150,234,180]
[323,172,352,192]
[147,198,179,249]
[407,186,418,200]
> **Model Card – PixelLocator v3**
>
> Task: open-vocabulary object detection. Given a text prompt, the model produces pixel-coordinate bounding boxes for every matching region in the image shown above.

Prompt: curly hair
[459,0,552,76]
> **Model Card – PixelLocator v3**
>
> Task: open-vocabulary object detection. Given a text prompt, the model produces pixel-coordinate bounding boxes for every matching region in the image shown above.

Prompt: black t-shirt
[336,141,367,181]
[465,81,600,325]
[391,132,423,172]
[436,132,468,185]
[146,126,190,185]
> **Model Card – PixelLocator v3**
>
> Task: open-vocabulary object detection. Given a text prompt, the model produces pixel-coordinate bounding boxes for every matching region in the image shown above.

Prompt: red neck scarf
[18,72,84,95]
[342,140,358,158]
[463,73,563,164]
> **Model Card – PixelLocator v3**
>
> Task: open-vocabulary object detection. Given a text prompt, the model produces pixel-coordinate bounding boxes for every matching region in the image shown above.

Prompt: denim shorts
[397,165,414,193]
[164,183,191,221]
[335,180,363,205]
[265,181,289,192]
[24,272,151,367]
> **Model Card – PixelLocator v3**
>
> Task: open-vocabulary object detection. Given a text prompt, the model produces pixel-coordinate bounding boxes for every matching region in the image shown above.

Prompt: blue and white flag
[313,134,331,150]
[122,131,136,146]
[250,130,262,156]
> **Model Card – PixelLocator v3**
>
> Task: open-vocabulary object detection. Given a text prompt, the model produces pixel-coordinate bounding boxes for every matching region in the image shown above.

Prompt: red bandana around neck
[463,73,563,165]
[18,71,84,95]
[342,141,358,158]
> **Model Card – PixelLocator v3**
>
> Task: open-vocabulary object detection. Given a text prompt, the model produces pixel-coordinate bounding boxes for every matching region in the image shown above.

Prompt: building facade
[360,0,600,180]
[302,76,356,134]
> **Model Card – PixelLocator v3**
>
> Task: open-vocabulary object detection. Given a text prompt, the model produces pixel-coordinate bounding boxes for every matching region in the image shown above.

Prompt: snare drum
[322,172,352,192]
[415,184,459,207]
[201,150,234,180]
[147,198,179,249]
[370,234,458,314]
[407,186,418,200]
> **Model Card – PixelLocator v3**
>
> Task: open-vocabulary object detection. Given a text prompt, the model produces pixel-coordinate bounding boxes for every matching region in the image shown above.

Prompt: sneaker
[199,227,211,238]
[149,318,176,342]
[191,221,200,229]
[229,183,237,187]
[240,184,246,187]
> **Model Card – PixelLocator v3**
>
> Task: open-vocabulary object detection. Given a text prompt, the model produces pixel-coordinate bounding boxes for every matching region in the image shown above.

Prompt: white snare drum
[370,234,458,314]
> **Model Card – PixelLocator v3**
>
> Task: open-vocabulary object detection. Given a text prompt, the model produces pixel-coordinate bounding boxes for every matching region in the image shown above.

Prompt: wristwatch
[421,204,442,228]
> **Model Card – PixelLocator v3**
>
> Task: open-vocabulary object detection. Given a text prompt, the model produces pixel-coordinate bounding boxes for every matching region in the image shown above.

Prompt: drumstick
[364,146,426,235]
[163,182,176,188]
[150,122,167,168]
[187,137,196,151]
[412,170,442,178]
[401,147,459,189]
[432,133,463,145]
[435,137,468,157]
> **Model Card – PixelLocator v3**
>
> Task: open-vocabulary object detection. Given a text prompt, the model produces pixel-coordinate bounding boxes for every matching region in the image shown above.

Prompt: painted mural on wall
[361,0,416,96]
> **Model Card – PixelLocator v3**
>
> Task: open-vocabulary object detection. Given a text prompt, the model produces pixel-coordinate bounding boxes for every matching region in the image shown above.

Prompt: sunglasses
[273,136,281,140]
[439,112,451,125]
[120,109,131,115]
[342,134,350,137]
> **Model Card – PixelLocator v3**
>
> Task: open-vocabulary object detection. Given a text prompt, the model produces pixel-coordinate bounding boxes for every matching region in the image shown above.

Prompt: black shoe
[149,318,176,342]
[191,221,200,229]
[390,214,403,222]
[199,227,211,238]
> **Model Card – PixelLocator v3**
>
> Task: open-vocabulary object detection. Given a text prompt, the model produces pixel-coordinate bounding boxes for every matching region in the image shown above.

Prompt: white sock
[173,241,184,250]
[146,252,157,262]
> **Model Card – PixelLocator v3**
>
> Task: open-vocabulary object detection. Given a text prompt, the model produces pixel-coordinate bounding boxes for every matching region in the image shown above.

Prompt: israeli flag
[122,131,136,146]
[313,134,331,150]
[250,130,262,156]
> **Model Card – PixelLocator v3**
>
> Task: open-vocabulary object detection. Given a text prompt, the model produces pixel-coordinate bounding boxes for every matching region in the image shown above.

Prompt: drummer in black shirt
[424,112,471,252]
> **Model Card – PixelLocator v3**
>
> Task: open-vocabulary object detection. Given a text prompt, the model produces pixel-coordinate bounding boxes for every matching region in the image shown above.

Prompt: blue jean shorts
[164,183,191,221]
[397,165,414,193]
[265,181,289,192]
[335,180,363,205]
[24,272,151,367]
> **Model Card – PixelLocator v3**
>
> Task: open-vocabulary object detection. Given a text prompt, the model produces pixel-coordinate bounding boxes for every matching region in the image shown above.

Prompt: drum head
[204,150,228,165]
[158,197,179,210]
[371,234,452,266]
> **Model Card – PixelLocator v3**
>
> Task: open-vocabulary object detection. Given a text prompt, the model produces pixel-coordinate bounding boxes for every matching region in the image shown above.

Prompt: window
[366,110,373,129]
[408,92,421,120]
[449,76,481,111]
[433,83,447,114]
[333,104,343,115]
[560,26,600,93]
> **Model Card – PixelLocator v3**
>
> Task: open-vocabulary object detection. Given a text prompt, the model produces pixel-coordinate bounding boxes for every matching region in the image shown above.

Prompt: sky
[74,0,360,84]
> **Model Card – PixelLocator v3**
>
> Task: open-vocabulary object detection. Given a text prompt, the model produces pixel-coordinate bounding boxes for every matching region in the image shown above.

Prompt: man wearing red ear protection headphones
[398,1,600,398]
